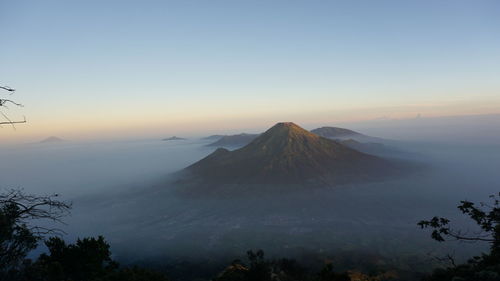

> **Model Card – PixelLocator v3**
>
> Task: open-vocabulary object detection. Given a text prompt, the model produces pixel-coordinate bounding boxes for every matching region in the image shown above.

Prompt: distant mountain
[311,126,386,143]
[40,136,64,143]
[206,133,259,148]
[310,126,363,139]
[202,135,226,141]
[184,122,405,186]
[163,136,186,141]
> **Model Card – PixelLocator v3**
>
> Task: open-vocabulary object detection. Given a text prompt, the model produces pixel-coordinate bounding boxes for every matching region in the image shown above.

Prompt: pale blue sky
[1,0,499,141]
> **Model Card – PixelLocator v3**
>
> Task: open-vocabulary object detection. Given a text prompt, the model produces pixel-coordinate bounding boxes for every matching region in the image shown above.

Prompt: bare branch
[0,188,72,234]
[434,253,457,268]
[0,188,71,271]
[0,86,15,93]
[0,99,23,107]
[0,113,26,129]
[0,118,26,126]
[0,84,26,127]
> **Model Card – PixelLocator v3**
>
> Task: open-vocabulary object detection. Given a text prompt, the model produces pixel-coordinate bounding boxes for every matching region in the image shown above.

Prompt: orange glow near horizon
[1,96,499,145]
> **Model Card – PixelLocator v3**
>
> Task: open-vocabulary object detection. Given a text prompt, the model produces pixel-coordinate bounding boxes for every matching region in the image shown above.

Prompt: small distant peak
[40,136,64,143]
[163,136,186,141]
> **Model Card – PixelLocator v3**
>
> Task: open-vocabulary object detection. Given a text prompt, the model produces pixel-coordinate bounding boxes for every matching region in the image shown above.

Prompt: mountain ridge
[184,122,403,186]
[163,136,186,141]
[310,126,362,138]
[206,133,259,147]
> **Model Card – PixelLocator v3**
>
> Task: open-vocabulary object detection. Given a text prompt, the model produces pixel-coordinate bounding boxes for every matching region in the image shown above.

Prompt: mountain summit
[184,122,401,186]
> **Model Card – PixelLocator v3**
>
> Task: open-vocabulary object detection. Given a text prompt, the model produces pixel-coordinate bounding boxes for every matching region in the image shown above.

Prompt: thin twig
[0,85,15,92]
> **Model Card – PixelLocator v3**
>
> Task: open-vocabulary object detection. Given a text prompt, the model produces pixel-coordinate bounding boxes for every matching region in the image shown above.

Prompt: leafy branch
[418,193,500,244]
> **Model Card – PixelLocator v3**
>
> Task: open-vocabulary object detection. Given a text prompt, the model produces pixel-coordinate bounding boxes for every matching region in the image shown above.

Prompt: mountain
[311,126,388,143]
[184,122,405,186]
[206,133,259,148]
[40,136,64,143]
[202,135,225,141]
[163,136,186,141]
[310,126,363,139]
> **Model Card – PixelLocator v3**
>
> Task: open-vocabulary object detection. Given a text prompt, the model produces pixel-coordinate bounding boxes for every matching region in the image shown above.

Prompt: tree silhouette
[20,236,170,281]
[418,193,500,249]
[32,236,117,281]
[213,250,351,281]
[0,189,70,277]
[419,193,500,281]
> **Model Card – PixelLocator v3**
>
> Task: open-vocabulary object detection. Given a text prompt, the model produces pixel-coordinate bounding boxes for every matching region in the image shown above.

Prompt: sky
[1,0,499,142]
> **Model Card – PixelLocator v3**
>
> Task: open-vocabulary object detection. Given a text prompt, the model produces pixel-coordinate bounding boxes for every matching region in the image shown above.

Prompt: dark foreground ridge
[183,122,406,186]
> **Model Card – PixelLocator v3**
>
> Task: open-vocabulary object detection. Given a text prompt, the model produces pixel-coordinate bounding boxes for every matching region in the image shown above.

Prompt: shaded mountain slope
[206,133,259,148]
[185,122,405,186]
[202,135,226,141]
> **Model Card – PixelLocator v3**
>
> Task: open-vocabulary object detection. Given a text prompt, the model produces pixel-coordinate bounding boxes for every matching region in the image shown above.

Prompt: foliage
[30,236,117,281]
[0,189,169,281]
[317,264,351,281]
[0,189,70,277]
[14,236,170,281]
[105,266,172,281]
[419,193,500,281]
[213,249,351,281]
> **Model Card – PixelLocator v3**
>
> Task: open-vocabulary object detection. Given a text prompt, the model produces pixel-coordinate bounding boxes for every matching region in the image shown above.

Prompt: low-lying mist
[1,114,499,271]
[0,139,211,197]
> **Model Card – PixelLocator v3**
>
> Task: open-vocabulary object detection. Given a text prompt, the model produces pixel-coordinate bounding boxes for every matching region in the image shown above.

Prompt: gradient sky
[1,0,499,142]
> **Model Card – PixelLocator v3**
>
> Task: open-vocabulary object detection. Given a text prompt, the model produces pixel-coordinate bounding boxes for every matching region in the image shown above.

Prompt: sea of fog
[0,138,212,197]
[1,115,499,269]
